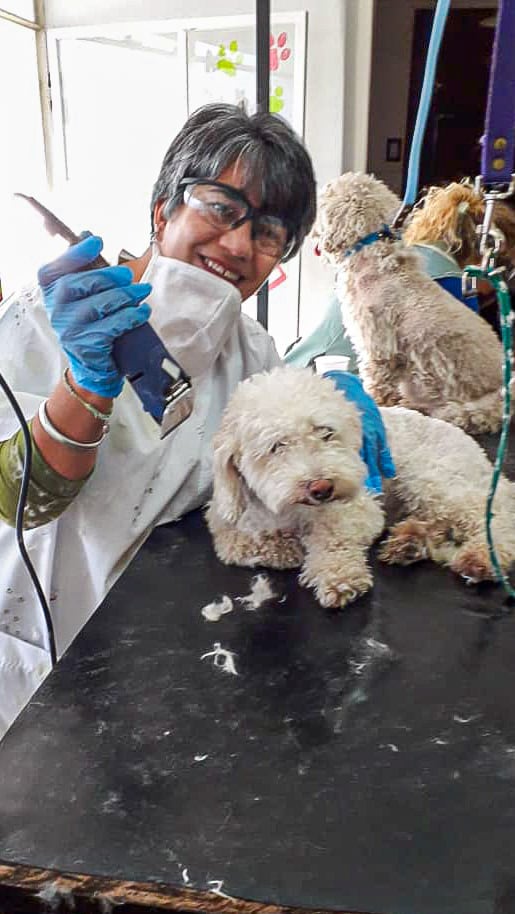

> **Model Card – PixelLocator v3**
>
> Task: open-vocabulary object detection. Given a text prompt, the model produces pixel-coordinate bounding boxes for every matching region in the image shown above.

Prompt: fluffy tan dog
[403,181,515,268]
[206,367,515,609]
[313,172,508,434]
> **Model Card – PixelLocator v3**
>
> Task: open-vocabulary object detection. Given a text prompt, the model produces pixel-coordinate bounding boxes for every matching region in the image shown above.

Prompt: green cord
[464,264,515,601]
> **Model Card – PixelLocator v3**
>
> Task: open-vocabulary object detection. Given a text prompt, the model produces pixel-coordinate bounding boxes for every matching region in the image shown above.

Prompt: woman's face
[153,161,282,301]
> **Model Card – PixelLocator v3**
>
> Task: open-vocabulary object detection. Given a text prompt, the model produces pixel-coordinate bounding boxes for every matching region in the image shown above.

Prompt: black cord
[0,372,57,666]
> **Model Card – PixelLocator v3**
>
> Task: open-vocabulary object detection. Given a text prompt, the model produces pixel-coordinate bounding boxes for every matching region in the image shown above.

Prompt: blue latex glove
[323,370,396,495]
[38,235,152,397]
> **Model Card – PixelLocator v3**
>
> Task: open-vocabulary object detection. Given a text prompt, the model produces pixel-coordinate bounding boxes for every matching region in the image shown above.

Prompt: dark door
[404,7,497,190]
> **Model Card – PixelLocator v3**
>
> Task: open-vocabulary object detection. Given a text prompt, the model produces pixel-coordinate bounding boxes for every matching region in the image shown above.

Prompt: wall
[342,0,374,174]
[367,0,498,195]
[42,0,375,336]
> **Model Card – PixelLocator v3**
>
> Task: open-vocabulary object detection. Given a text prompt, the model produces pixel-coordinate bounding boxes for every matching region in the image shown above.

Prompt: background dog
[313,172,509,435]
[206,368,515,609]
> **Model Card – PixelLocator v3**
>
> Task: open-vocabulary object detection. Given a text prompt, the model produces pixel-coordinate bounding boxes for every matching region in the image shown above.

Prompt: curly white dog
[313,172,509,434]
[206,367,515,609]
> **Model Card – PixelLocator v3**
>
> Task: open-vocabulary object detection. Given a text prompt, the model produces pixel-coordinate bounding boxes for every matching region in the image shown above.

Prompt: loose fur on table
[312,172,511,434]
[206,368,515,609]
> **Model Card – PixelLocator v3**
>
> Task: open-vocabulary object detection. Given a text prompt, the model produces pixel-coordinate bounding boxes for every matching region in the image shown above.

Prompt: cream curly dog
[313,172,508,434]
[206,367,515,609]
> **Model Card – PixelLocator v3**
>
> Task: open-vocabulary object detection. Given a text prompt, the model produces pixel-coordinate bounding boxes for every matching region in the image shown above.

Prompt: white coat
[0,275,281,740]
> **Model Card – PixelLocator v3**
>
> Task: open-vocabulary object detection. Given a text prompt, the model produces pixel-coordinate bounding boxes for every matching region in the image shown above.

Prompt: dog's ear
[312,181,355,264]
[211,421,245,523]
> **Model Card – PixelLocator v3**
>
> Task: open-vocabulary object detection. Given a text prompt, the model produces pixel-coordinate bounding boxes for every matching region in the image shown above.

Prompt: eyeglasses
[179,178,295,261]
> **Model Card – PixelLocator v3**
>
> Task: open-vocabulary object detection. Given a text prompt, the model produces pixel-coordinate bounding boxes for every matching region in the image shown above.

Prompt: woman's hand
[323,370,396,494]
[38,235,152,398]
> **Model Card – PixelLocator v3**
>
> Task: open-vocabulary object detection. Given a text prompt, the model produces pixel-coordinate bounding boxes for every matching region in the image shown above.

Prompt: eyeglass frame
[177,177,296,261]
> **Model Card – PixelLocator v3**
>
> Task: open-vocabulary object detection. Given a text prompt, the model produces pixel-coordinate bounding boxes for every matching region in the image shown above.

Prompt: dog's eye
[270,441,286,454]
[316,426,335,441]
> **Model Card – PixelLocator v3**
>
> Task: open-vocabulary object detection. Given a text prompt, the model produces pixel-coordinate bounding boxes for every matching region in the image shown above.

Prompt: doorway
[404,7,497,190]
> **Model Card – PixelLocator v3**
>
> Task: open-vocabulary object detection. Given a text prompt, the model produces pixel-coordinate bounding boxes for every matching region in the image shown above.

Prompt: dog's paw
[450,544,497,583]
[317,582,361,609]
[300,569,373,609]
[378,520,429,566]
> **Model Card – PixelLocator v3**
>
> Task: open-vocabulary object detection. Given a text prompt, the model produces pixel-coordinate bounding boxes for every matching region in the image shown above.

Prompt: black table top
[1,432,515,914]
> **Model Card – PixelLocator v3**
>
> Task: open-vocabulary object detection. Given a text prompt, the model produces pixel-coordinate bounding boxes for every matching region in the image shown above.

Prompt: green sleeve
[0,420,90,529]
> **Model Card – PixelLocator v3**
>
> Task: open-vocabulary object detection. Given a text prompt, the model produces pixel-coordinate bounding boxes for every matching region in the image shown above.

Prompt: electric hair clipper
[16,194,194,438]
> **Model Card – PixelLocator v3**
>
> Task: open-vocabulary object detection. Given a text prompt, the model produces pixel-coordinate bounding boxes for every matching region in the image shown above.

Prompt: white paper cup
[314,355,350,375]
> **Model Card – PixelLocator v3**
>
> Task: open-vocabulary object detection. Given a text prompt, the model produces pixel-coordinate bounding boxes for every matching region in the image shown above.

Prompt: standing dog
[313,172,509,434]
[206,368,515,609]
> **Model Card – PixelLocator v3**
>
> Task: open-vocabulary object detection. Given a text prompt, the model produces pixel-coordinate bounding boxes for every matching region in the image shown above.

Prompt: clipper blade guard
[112,323,193,438]
[161,376,195,438]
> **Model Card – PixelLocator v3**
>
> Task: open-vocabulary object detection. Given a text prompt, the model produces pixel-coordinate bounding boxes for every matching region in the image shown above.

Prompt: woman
[0,104,393,738]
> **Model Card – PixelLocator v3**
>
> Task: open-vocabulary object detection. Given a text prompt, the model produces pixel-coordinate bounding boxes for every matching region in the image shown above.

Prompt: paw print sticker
[216,39,243,77]
[269,86,284,114]
[270,31,291,72]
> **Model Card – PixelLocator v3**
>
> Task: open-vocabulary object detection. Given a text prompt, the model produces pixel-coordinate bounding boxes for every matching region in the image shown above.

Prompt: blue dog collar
[344,224,398,259]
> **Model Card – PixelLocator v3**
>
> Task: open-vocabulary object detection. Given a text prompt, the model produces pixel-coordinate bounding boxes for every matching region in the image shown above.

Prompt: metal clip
[479,195,496,261]
[474,173,515,266]
[391,202,413,232]
[462,271,477,300]
[480,221,505,273]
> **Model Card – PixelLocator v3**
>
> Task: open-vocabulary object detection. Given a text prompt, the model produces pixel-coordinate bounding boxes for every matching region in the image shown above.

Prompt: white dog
[206,367,515,609]
[313,172,509,435]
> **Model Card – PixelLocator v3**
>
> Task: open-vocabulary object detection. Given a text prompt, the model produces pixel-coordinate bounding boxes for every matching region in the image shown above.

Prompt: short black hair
[150,103,316,261]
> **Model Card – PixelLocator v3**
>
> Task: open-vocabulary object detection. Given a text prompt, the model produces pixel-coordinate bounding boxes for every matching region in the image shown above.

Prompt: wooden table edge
[0,861,378,914]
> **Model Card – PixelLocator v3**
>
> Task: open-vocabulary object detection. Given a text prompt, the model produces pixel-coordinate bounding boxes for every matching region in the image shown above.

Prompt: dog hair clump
[201,595,234,622]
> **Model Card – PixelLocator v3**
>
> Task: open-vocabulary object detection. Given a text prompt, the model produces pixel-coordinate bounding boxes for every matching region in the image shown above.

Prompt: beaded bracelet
[62,367,112,422]
[38,400,108,451]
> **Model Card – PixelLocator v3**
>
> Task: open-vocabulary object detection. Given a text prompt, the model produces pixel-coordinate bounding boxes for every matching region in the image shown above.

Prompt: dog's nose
[307,479,334,501]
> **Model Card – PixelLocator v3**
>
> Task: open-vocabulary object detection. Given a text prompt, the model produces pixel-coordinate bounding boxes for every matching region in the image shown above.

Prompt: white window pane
[56,33,186,259]
[246,257,301,357]
[0,18,47,295]
[3,1,35,20]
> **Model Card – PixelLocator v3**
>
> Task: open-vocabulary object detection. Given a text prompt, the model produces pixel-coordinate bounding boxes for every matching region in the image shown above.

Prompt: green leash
[464,263,515,602]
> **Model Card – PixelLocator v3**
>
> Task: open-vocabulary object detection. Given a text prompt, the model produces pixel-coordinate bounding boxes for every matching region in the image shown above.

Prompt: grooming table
[0,430,515,914]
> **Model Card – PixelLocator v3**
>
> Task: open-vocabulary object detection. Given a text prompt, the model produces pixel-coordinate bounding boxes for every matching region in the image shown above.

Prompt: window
[54,32,185,259]
[4,0,35,20]
[0,11,47,297]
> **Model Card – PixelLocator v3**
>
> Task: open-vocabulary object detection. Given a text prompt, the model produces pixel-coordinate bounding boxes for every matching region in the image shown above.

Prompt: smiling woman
[122,104,316,304]
[150,163,284,301]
